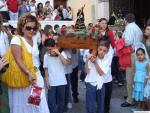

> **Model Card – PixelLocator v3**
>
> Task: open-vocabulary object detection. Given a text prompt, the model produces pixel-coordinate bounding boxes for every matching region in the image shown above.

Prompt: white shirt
[85,46,114,88]
[62,8,68,19]
[33,31,41,46]
[11,36,40,67]
[61,50,73,74]
[83,49,90,63]
[0,31,9,56]
[122,22,143,48]
[30,5,36,17]
[102,46,114,83]
[43,53,67,86]
[67,10,73,19]
[52,9,57,20]
[85,58,104,90]
[0,0,8,11]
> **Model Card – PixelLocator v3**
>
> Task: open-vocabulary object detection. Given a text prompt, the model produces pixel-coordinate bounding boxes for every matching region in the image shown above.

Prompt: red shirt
[107,30,115,48]
[7,0,19,13]
[116,38,133,69]
[54,15,61,20]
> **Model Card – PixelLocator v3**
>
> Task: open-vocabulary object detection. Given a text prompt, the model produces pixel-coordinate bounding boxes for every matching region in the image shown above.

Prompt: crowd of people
[0,8,150,113]
[0,0,73,21]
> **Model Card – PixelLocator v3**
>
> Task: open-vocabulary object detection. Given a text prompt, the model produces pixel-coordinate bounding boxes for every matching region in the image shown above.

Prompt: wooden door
[54,0,67,8]
[109,0,150,28]
[109,0,134,17]
[134,0,150,27]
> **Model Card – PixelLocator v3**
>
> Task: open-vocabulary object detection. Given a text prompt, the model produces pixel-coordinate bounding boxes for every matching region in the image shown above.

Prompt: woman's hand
[28,72,36,85]
[0,57,8,71]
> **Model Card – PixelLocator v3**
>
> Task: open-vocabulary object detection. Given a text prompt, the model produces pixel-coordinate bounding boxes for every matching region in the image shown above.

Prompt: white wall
[97,1,109,20]
[67,0,92,25]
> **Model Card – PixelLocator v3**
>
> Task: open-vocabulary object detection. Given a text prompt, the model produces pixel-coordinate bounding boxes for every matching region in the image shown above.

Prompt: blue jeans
[86,83,105,113]
[65,74,72,103]
[48,85,65,113]
[78,55,83,70]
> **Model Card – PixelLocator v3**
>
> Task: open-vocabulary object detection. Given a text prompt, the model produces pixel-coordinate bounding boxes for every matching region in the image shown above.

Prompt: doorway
[134,0,150,27]
[54,0,67,9]
[109,0,150,28]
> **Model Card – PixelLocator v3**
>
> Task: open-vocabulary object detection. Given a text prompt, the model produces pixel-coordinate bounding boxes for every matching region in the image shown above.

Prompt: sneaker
[67,102,72,109]
[114,80,118,84]
[79,80,82,82]
[121,102,133,107]
[118,82,124,87]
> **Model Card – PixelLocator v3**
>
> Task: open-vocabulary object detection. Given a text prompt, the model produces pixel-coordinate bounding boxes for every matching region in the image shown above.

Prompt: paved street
[67,81,133,113]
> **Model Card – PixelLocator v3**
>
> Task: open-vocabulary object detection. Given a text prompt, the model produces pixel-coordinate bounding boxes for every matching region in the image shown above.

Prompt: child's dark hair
[98,35,110,49]
[98,18,107,23]
[44,38,55,47]
[136,48,145,55]
[54,24,60,30]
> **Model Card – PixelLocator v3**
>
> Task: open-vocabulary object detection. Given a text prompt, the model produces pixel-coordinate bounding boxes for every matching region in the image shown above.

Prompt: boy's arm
[84,54,93,74]
[93,61,104,76]
[43,55,50,89]
[44,68,49,82]
[59,54,70,65]
[90,56,104,76]
[44,68,51,89]
[84,61,89,74]
[61,51,72,65]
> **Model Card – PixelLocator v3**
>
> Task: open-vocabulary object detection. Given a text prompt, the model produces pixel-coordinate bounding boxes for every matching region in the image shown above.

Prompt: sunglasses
[25,26,37,31]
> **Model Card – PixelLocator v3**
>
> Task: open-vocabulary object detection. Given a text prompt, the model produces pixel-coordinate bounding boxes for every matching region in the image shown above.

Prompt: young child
[44,9,53,21]
[84,36,112,113]
[37,10,45,21]
[43,38,68,113]
[29,0,36,17]
[132,48,149,107]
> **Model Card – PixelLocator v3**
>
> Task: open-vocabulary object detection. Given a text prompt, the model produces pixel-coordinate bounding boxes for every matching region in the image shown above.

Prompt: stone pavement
[67,81,133,113]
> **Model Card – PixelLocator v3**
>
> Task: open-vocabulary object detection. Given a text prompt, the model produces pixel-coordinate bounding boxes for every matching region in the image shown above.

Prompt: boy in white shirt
[85,36,112,113]
[43,38,68,113]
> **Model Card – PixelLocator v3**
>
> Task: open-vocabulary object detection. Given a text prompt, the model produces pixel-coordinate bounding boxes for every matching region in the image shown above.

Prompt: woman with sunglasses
[8,13,49,113]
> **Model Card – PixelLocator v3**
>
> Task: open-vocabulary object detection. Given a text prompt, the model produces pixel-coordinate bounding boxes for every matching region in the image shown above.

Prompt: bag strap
[16,35,31,54]
[16,35,24,46]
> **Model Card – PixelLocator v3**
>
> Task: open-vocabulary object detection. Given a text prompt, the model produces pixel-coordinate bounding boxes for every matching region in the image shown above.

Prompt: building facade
[67,0,110,25]
[37,0,150,26]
